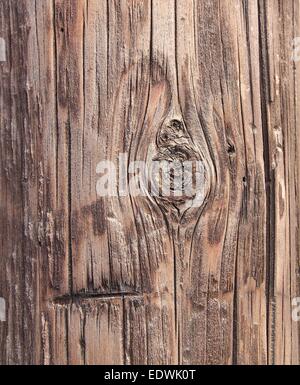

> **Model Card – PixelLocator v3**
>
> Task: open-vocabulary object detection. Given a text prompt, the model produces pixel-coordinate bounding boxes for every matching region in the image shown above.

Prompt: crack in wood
[51,292,143,305]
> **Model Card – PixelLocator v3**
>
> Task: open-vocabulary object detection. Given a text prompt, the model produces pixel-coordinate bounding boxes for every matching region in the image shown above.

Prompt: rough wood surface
[0,0,299,365]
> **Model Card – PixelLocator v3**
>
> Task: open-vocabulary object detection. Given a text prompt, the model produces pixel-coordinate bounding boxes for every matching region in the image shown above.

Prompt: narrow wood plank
[0,0,69,364]
[43,297,123,365]
[232,0,268,364]
[174,0,268,364]
[0,0,47,364]
[258,0,300,364]
[124,295,176,365]
[68,0,149,295]
[57,0,178,364]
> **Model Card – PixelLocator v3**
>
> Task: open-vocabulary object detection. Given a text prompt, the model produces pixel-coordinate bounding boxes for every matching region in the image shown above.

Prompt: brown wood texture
[0,0,300,365]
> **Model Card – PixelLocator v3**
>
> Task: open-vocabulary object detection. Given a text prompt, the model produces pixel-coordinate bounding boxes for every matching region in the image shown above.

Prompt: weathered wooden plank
[124,295,176,365]
[52,0,178,364]
[0,0,45,364]
[173,0,268,364]
[258,0,300,364]
[0,0,299,366]
[42,297,123,365]
[68,0,148,295]
[232,0,268,364]
[0,0,69,364]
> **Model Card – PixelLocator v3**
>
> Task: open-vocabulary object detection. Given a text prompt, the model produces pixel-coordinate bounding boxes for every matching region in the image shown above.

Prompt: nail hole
[227,142,235,155]
[170,119,182,130]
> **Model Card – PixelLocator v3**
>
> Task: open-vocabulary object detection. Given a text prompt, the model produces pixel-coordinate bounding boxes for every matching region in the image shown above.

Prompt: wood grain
[0,0,299,365]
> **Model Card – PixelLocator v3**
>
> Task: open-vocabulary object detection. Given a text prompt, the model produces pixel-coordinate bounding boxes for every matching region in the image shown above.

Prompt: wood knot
[149,116,208,214]
[155,118,200,162]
